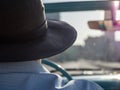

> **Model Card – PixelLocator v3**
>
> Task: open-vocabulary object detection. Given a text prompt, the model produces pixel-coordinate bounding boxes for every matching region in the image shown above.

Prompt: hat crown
[0,0,46,42]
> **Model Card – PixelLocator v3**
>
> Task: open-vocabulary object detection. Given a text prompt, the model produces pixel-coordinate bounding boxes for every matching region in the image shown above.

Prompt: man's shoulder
[34,73,104,90]
[0,72,103,90]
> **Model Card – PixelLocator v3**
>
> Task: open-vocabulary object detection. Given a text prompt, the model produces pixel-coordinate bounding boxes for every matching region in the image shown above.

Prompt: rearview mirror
[88,20,120,31]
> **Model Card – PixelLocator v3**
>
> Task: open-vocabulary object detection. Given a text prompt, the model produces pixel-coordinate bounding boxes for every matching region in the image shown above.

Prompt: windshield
[43,0,120,75]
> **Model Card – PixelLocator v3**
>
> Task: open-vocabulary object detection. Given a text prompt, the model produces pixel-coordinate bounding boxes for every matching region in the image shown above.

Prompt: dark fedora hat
[0,0,77,62]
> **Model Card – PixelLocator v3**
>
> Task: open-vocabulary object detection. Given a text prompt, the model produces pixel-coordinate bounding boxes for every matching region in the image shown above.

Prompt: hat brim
[0,20,77,62]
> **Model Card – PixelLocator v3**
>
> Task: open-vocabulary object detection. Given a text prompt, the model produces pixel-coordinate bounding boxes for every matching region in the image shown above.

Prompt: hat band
[0,20,48,44]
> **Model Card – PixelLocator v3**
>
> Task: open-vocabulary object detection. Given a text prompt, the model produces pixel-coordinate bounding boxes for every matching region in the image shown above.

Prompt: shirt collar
[0,61,49,73]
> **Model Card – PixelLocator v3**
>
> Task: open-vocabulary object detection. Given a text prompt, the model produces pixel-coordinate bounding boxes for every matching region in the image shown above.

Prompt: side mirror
[88,20,120,31]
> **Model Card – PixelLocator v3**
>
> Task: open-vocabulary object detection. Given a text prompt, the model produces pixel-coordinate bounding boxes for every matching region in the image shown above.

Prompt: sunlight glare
[113,1,119,9]
[115,31,120,42]
[113,1,120,20]
[116,10,120,20]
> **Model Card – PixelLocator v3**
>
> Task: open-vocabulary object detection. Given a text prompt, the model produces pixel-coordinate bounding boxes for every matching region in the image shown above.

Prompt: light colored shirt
[0,61,103,90]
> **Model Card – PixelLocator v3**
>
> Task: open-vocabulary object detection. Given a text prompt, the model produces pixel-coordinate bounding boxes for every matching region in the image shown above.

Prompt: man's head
[0,0,77,62]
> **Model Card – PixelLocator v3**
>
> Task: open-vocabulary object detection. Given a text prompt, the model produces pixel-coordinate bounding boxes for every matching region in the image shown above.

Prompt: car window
[44,0,120,76]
